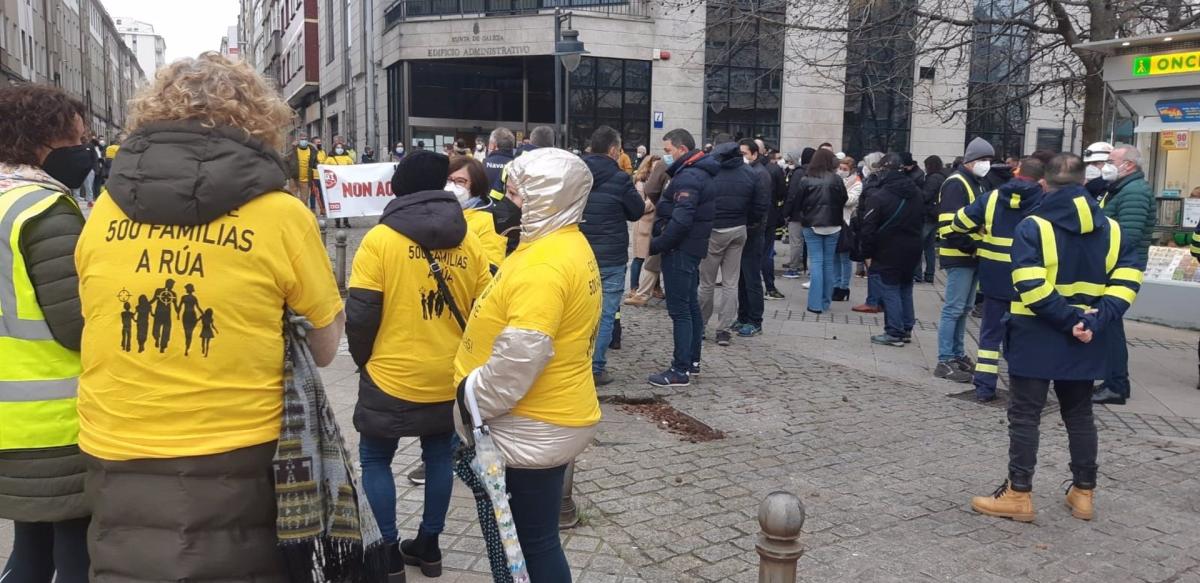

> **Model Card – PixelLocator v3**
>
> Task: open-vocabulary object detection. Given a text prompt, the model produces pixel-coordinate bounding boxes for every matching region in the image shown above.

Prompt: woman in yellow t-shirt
[346,151,492,578]
[74,53,345,579]
[452,148,602,581]
[448,155,508,270]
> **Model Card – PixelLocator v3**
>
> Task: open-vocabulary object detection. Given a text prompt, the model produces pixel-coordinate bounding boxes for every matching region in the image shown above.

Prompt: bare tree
[676,0,1200,147]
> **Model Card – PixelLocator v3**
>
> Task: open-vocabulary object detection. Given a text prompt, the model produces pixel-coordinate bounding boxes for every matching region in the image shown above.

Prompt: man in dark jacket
[734,139,773,337]
[698,139,760,348]
[1093,144,1156,404]
[648,128,720,388]
[935,137,993,382]
[859,154,924,346]
[949,158,1045,402]
[484,127,516,196]
[917,155,946,283]
[581,126,645,385]
[758,139,788,300]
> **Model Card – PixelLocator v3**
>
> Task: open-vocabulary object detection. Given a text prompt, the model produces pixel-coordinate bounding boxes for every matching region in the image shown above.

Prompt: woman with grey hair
[453,147,602,581]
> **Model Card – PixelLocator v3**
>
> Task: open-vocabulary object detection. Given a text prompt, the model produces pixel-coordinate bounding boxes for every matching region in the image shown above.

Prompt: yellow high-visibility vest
[0,183,82,451]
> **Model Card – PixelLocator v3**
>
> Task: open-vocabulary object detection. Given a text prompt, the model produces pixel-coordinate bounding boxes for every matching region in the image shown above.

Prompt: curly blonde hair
[129,52,293,150]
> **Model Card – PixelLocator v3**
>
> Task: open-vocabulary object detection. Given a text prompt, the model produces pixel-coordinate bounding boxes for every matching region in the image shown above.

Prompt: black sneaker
[934,361,972,383]
[715,330,732,346]
[648,368,690,387]
[407,465,426,485]
[765,289,786,300]
[953,355,975,371]
[688,362,701,376]
[594,371,614,386]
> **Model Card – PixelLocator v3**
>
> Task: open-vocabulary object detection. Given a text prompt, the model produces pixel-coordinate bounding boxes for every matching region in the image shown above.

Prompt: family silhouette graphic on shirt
[420,269,456,321]
[119,279,217,356]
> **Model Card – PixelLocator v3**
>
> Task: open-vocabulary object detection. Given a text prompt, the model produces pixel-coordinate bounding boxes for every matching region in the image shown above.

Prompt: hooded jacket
[347,191,491,438]
[858,168,924,281]
[949,177,1044,301]
[707,143,761,230]
[1006,185,1141,381]
[936,168,984,268]
[1100,169,1155,268]
[454,149,601,469]
[580,154,645,268]
[651,150,721,257]
[784,171,848,228]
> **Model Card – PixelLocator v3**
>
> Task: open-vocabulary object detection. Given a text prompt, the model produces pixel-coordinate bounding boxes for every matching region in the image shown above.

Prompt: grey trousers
[788,221,807,270]
[699,226,747,329]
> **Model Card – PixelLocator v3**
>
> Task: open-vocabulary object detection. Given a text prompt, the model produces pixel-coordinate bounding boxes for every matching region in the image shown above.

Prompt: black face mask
[42,144,94,189]
[492,196,522,237]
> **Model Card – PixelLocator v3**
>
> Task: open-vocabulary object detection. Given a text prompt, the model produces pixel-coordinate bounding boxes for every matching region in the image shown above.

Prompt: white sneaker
[802,282,811,289]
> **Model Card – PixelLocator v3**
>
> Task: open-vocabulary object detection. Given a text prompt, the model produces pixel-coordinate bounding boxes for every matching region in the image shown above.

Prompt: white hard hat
[1083,142,1113,163]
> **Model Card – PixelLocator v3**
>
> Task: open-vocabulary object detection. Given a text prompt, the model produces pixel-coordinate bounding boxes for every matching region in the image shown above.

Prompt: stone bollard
[319,218,328,246]
[756,491,805,583]
[559,460,579,529]
[335,230,348,296]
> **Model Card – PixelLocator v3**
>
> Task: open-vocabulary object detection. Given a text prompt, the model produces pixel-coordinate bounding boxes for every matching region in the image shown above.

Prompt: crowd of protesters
[0,48,1188,582]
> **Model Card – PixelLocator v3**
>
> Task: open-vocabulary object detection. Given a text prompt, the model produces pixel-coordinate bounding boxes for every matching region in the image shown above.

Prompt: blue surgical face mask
[662,154,674,167]
[299,140,309,148]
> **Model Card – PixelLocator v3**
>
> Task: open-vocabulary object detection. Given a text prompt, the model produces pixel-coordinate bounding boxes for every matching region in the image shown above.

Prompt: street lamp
[554,9,587,148]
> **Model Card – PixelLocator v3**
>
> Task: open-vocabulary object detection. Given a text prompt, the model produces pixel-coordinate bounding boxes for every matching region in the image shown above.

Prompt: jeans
[3,518,90,583]
[629,257,645,291]
[973,296,1008,399]
[1007,376,1098,490]
[662,251,703,371]
[508,465,571,581]
[592,264,626,374]
[836,252,852,290]
[761,233,778,292]
[787,221,806,270]
[737,227,766,326]
[914,222,936,280]
[359,432,454,544]
[872,270,914,338]
[865,269,880,307]
[699,226,747,330]
[937,266,979,362]
[1100,319,1130,398]
[802,228,838,312]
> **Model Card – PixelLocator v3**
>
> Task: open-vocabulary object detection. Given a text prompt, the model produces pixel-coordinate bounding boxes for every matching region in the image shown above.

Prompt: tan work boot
[1065,484,1095,520]
[971,481,1036,522]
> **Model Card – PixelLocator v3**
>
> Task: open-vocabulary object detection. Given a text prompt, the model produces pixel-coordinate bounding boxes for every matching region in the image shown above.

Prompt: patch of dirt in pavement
[612,398,727,443]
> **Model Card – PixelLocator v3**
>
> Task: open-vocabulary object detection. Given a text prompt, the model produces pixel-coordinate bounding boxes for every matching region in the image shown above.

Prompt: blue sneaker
[782,270,801,279]
[737,323,762,337]
[648,368,690,388]
[688,362,700,376]
[871,334,904,347]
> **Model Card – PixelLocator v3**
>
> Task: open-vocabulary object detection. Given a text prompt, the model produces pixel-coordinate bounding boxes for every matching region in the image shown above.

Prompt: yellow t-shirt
[464,207,507,269]
[75,191,344,461]
[350,226,492,403]
[104,144,120,160]
[325,154,355,165]
[453,225,602,427]
[296,146,312,183]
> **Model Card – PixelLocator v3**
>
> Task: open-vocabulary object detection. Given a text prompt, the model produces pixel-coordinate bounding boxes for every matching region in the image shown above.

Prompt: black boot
[832,287,849,301]
[400,531,442,577]
[387,542,407,582]
[609,316,622,350]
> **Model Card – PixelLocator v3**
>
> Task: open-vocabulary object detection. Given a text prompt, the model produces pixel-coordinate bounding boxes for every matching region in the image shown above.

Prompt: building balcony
[383,0,650,25]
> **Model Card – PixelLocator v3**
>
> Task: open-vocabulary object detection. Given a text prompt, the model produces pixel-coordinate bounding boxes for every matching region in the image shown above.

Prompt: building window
[569,56,652,153]
[402,0,629,18]
[842,0,915,158]
[325,0,335,64]
[965,0,1031,158]
[703,0,783,146]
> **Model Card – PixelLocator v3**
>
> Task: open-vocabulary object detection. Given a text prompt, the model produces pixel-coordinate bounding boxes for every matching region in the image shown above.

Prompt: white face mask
[971,161,991,178]
[743,157,753,165]
[446,182,471,207]
[1101,163,1120,182]
[776,159,787,168]
[861,167,872,179]
[1085,165,1102,181]
[836,169,850,178]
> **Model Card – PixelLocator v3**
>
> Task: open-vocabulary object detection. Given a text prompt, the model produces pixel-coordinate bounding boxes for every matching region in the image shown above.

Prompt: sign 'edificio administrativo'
[427,32,533,58]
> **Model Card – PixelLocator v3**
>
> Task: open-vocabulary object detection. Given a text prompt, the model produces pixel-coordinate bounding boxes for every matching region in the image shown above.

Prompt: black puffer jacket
[707,143,759,229]
[783,172,848,228]
[651,151,721,258]
[922,172,945,223]
[347,190,468,438]
[581,154,644,268]
[859,169,924,282]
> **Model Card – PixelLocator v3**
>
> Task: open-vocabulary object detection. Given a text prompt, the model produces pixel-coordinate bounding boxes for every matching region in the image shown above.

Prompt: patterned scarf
[275,313,386,582]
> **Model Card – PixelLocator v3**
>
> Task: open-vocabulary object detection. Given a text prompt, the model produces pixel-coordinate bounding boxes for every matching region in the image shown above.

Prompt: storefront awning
[1134,116,1200,133]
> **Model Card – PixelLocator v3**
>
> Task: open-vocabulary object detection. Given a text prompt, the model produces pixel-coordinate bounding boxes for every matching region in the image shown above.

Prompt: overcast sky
[100,0,240,64]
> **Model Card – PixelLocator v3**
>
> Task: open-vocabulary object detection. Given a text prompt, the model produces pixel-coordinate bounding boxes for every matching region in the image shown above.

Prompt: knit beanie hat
[392,150,449,196]
[963,137,995,164]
